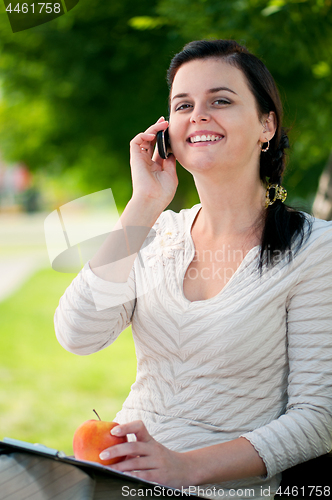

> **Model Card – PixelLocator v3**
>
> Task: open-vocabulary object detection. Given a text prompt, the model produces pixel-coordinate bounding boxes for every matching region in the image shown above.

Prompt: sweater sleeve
[240,226,332,479]
[54,261,136,356]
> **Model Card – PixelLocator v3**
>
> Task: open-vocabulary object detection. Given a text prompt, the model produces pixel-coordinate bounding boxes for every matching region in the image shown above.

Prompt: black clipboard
[0,437,201,499]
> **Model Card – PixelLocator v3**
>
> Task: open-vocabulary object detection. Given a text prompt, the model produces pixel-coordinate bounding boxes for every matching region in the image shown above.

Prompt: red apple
[73,410,127,465]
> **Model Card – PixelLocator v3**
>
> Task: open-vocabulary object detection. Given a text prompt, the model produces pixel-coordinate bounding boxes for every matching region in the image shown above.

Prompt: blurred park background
[0,0,332,455]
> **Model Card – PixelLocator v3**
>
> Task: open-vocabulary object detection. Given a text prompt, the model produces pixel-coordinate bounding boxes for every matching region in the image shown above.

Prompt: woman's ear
[260,111,277,144]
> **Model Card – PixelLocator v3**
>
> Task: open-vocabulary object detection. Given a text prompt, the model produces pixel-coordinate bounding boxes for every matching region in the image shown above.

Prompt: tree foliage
[0,0,331,210]
[155,0,332,207]
[0,0,189,208]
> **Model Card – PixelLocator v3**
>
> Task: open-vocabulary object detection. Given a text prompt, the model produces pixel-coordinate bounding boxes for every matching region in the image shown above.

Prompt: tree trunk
[312,151,332,221]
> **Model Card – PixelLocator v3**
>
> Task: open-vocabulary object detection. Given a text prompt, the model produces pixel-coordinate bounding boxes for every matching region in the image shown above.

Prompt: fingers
[111,419,152,442]
[132,132,155,153]
[130,117,169,158]
[131,131,155,145]
[110,455,155,473]
[98,421,184,489]
[99,439,149,462]
[130,132,156,160]
[99,420,153,462]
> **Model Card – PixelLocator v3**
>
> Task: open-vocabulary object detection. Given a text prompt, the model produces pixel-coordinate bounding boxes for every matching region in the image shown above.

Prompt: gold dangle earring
[265,183,287,208]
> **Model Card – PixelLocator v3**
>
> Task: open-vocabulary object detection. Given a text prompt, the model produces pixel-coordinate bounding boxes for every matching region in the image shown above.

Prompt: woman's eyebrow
[172,86,237,101]
[209,86,237,95]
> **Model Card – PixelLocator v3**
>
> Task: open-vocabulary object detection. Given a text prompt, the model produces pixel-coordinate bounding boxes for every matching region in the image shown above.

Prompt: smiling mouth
[187,134,224,143]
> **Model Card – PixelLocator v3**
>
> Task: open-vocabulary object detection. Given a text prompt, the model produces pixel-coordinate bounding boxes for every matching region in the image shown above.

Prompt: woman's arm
[185,435,267,484]
[55,116,178,355]
[89,197,164,283]
[54,197,164,355]
[240,225,332,478]
[54,259,137,355]
[98,420,266,488]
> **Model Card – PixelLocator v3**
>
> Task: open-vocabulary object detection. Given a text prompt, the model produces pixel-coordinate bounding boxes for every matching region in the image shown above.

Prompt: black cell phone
[156,128,171,159]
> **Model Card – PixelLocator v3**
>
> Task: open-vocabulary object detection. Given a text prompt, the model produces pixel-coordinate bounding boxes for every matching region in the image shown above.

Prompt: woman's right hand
[129,116,178,210]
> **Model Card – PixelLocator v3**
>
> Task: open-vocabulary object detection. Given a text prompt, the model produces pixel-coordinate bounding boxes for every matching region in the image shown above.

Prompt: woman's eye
[214,99,231,105]
[175,103,192,111]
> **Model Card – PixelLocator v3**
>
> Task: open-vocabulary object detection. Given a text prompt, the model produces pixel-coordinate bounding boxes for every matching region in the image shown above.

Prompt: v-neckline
[180,204,260,306]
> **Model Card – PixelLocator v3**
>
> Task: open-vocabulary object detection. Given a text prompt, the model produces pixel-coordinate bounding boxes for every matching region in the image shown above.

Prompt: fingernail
[158,116,164,122]
[111,426,121,435]
[99,451,110,460]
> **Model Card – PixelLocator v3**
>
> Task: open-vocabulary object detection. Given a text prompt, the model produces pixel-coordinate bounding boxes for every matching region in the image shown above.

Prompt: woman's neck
[193,174,266,240]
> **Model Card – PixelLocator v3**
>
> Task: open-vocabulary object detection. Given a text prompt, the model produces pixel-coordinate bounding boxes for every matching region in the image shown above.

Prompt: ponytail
[259,129,311,270]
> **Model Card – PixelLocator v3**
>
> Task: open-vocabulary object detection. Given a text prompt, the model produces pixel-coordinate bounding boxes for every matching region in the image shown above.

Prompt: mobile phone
[156,127,171,159]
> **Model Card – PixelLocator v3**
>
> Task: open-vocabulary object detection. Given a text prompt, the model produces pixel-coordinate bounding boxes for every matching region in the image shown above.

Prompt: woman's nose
[190,107,210,124]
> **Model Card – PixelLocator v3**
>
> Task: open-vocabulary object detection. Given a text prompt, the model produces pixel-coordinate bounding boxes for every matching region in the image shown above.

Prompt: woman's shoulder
[303,213,332,243]
[295,212,332,257]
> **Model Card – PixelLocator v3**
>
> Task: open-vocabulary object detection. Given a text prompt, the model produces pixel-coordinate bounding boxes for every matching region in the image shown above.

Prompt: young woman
[55,40,332,499]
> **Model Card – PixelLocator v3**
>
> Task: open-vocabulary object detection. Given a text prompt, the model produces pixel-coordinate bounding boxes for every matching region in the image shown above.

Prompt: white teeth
[190,135,223,143]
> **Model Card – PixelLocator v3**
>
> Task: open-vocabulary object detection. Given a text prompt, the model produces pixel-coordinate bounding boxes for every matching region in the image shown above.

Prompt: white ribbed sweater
[55,204,332,499]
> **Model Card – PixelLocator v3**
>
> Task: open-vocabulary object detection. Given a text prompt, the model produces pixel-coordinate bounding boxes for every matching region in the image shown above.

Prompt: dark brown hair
[167,39,310,269]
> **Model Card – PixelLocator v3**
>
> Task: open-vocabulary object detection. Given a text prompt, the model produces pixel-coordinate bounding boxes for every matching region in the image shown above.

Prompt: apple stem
[93,409,101,421]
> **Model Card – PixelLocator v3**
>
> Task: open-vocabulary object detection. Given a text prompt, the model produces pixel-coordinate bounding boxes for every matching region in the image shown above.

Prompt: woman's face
[168,58,274,180]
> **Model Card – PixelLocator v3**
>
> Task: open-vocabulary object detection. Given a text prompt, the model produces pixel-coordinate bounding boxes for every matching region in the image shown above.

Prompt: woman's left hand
[99,420,192,488]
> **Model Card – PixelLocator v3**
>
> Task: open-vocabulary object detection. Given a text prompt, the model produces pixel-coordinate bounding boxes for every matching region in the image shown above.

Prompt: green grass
[0,268,137,455]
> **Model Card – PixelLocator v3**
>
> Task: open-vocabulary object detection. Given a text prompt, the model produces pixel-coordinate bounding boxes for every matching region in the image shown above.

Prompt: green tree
[0,0,331,211]
[0,0,191,209]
